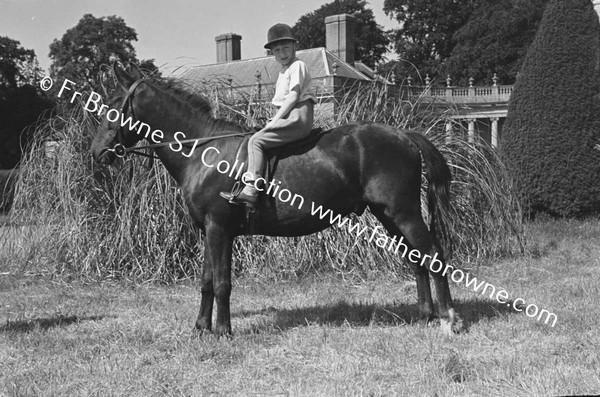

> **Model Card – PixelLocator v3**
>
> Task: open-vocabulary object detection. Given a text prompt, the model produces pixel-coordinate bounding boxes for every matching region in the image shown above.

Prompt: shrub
[501,0,600,217]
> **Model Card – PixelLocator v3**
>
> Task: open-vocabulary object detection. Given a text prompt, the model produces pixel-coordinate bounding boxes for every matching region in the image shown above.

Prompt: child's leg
[247,126,307,175]
[245,100,314,189]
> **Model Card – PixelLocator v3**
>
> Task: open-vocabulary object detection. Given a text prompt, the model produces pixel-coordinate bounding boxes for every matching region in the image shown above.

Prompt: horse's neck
[136,97,194,184]
[139,94,238,185]
[143,93,234,139]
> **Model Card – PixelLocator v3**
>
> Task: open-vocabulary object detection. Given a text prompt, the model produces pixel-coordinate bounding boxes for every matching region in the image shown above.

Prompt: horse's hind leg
[428,240,461,335]
[372,208,459,334]
[372,209,434,321]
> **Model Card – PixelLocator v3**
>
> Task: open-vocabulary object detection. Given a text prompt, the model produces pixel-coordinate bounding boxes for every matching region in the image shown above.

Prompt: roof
[179,47,372,89]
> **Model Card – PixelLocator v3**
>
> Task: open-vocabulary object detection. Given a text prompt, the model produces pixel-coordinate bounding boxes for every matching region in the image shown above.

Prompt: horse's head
[90,64,147,165]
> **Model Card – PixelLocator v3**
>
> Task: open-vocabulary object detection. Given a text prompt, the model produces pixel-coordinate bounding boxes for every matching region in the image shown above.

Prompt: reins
[103,78,254,160]
[109,132,254,159]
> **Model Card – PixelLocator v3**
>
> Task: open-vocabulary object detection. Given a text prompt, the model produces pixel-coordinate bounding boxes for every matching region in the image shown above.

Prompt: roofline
[184,47,327,71]
[322,48,370,80]
[181,47,372,81]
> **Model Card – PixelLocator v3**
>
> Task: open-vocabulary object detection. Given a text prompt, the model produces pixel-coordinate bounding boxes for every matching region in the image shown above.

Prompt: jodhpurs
[247,100,314,177]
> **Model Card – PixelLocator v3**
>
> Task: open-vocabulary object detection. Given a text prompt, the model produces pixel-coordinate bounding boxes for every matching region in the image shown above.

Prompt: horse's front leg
[203,222,234,336]
[195,239,214,333]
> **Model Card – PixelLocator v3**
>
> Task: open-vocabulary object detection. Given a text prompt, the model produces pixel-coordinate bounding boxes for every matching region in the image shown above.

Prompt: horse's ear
[130,63,145,80]
[113,62,135,91]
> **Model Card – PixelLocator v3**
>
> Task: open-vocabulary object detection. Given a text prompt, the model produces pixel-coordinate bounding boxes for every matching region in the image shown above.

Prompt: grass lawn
[1,218,599,396]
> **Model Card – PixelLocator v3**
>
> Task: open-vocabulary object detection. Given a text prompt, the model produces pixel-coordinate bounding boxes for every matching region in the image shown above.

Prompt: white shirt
[271,58,316,107]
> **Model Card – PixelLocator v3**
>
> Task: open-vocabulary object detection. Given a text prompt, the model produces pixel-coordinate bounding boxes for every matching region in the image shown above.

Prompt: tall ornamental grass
[6,78,523,281]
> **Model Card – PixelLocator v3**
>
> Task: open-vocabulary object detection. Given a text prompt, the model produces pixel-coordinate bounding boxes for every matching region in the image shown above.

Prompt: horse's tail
[406,131,453,258]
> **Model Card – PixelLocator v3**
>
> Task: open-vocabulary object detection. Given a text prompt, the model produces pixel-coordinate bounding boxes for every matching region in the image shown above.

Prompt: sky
[1,0,400,77]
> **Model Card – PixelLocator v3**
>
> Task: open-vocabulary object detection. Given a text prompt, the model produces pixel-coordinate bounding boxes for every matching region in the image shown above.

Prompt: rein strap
[111,131,254,158]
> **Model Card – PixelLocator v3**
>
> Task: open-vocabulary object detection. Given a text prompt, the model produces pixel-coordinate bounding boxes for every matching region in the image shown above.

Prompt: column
[445,120,452,144]
[491,118,499,148]
[254,71,262,102]
[467,119,475,144]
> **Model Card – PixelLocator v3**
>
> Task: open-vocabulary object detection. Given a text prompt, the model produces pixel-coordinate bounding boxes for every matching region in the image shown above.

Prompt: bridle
[102,78,254,160]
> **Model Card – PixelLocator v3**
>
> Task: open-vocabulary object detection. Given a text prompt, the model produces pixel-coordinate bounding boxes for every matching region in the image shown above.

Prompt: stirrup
[228,181,244,200]
[219,181,258,209]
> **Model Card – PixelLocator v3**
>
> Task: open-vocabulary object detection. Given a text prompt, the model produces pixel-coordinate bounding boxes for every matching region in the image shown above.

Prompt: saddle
[234,127,326,183]
[270,127,326,153]
[228,127,327,231]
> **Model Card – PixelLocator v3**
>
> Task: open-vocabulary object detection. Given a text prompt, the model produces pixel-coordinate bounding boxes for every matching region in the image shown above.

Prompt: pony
[91,64,462,336]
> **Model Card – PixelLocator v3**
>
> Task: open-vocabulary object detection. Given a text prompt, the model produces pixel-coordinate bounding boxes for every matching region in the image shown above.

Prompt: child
[220,23,316,208]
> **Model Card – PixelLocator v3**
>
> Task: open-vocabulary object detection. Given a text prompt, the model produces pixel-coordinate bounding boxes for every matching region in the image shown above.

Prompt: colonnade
[445,117,501,148]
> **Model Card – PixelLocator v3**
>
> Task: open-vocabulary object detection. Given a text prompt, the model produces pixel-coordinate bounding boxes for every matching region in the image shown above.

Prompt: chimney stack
[215,33,242,63]
[325,14,357,65]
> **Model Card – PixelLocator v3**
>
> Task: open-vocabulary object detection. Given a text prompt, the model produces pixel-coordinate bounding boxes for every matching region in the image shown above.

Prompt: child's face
[270,41,296,67]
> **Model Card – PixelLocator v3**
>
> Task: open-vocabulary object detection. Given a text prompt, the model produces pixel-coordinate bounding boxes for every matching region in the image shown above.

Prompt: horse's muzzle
[91,127,118,165]
[93,148,116,165]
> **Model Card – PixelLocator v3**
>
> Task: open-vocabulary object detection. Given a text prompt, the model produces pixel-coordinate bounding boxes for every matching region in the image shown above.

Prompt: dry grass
[7,79,522,281]
[1,218,599,396]
[0,168,19,212]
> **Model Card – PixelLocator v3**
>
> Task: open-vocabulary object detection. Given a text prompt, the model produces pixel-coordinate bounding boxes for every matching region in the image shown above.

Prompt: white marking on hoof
[440,308,463,335]
[440,318,453,336]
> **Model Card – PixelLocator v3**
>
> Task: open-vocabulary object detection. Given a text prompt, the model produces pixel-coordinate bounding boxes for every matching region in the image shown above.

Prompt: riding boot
[220,183,259,209]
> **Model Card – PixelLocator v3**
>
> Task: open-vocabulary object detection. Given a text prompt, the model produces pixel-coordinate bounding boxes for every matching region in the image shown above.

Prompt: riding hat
[264,23,297,49]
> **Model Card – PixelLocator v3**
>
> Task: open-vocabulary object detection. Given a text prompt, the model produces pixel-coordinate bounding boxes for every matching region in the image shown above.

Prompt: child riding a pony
[220,23,316,207]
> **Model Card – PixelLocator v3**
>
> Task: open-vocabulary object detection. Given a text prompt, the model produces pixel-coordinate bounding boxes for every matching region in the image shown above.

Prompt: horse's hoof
[214,325,233,339]
[192,326,212,337]
[417,311,435,326]
[440,308,465,336]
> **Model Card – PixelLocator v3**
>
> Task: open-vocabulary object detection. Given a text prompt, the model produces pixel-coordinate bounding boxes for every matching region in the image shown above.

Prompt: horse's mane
[147,77,213,113]
[144,76,249,135]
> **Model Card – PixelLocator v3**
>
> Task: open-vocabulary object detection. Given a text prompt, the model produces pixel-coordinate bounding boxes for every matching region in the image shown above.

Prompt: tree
[0,37,53,169]
[443,0,548,86]
[383,0,478,82]
[0,36,43,89]
[0,85,54,169]
[501,0,600,217]
[292,0,390,67]
[49,14,139,92]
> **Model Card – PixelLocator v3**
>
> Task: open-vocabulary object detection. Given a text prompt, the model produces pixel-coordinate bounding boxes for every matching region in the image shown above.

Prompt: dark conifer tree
[501,0,600,217]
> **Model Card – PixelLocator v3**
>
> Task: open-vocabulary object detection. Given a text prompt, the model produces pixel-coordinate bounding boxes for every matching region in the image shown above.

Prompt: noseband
[101,78,153,159]
[102,79,253,160]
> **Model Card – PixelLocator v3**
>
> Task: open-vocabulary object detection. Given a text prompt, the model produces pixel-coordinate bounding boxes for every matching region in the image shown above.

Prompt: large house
[179,12,509,147]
